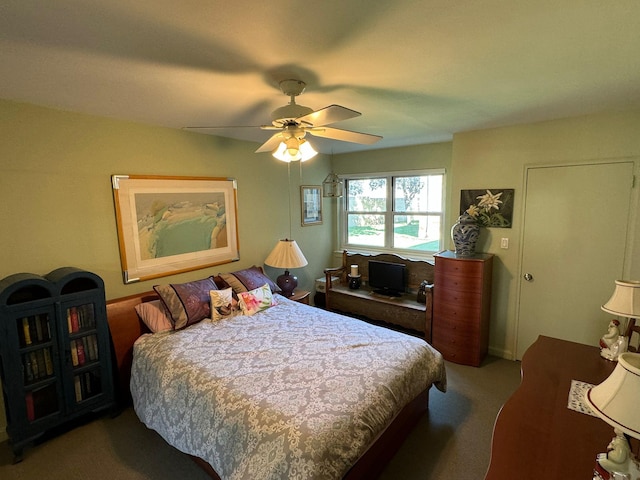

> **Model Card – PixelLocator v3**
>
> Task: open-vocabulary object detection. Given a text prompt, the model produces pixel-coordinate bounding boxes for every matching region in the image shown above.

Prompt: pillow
[219,266,280,294]
[134,300,173,333]
[209,288,241,321]
[237,283,277,316]
[153,276,218,330]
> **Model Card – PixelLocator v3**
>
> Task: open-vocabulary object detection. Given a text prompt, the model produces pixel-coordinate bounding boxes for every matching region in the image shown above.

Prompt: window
[340,170,444,255]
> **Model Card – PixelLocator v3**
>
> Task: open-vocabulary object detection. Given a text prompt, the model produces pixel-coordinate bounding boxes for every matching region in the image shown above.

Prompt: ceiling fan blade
[308,126,382,145]
[183,125,263,131]
[255,132,284,153]
[297,105,361,127]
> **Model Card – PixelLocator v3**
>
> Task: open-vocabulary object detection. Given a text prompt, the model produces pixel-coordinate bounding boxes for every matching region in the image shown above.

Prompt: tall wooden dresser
[432,250,494,366]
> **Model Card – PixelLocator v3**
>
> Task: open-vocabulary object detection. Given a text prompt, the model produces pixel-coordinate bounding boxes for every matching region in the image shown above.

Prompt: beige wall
[0,99,336,441]
[328,141,455,261]
[1,98,638,442]
[450,110,640,359]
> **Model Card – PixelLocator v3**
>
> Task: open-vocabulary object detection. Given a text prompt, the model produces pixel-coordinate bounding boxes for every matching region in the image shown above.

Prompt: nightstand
[289,290,310,305]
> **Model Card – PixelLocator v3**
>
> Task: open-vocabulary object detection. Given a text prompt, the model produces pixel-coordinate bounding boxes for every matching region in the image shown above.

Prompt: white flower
[466,204,480,217]
[476,190,503,211]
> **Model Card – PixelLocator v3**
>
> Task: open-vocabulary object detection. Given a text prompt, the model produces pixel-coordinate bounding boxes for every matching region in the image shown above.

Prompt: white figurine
[600,320,628,361]
[595,428,640,480]
[601,320,621,349]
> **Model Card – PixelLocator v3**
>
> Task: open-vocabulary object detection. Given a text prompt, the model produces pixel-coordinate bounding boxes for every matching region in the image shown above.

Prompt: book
[69,307,79,333]
[34,315,43,342]
[36,349,46,378]
[24,356,34,383]
[43,348,54,376]
[76,339,86,365]
[22,317,32,345]
[29,351,39,379]
[74,376,82,402]
[25,392,35,421]
[70,340,79,366]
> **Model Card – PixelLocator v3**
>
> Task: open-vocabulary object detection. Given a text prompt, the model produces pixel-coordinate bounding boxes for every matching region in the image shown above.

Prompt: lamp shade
[272,139,318,163]
[602,280,640,318]
[264,239,308,269]
[585,352,640,439]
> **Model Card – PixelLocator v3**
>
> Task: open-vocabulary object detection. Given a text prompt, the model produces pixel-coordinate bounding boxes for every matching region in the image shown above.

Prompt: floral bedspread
[131,295,446,480]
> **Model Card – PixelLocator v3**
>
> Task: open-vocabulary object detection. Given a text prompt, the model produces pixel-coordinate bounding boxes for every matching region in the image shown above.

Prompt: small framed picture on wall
[301,185,323,226]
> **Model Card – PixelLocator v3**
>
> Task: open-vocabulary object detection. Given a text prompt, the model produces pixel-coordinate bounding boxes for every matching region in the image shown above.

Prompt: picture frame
[301,185,323,226]
[111,175,240,284]
[459,188,515,228]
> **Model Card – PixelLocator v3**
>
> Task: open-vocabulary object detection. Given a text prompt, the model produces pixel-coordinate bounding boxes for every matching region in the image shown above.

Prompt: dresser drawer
[432,325,483,360]
[433,339,484,366]
[435,273,484,294]
[434,302,482,330]
[436,256,485,278]
[435,287,481,307]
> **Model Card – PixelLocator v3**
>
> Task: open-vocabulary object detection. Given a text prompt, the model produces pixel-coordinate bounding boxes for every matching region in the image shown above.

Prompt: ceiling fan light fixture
[285,137,299,156]
[272,141,300,162]
[272,139,317,162]
[298,139,318,161]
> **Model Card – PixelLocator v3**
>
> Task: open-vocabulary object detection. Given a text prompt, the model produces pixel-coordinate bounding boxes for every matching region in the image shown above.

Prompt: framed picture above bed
[111,175,240,284]
[300,185,322,226]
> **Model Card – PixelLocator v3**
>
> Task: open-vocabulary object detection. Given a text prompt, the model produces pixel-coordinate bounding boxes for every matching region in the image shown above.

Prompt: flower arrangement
[464,189,512,228]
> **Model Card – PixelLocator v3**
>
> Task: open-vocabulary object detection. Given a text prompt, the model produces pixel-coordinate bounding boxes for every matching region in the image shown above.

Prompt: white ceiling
[2,0,640,154]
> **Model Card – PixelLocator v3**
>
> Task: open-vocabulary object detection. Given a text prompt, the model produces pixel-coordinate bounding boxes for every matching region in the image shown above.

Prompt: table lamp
[585,352,640,479]
[600,280,640,360]
[264,239,308,297]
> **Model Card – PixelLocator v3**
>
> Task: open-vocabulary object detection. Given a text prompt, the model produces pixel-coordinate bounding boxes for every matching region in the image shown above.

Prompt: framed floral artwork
[111,175,240,283]
[459,189,515,228]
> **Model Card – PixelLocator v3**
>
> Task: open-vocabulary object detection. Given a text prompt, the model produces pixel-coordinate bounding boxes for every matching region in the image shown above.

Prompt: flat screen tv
[368,260,406,297]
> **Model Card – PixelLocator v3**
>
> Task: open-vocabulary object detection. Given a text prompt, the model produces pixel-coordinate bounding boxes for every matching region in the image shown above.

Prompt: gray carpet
[0,357,521,480]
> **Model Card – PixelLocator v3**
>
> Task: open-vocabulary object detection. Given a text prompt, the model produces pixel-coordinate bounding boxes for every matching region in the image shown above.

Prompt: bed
[106,268,446,480]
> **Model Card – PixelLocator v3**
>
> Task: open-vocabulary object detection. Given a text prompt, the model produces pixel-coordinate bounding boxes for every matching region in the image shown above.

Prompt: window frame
[337,169,446,258]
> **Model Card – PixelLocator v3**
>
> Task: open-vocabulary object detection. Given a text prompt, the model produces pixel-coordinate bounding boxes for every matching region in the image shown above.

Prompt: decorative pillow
[237,283,277,316]
[209,288,241,321]
[219,266,280,294]
[153,276,218,330]
[134,300,173,333]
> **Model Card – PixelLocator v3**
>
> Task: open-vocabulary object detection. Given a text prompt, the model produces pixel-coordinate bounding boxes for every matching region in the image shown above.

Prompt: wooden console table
[486,335,626,480]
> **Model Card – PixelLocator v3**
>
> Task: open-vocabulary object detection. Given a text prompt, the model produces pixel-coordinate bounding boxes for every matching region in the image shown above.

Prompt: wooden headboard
[106,290,157,403]
[105,275,232,403]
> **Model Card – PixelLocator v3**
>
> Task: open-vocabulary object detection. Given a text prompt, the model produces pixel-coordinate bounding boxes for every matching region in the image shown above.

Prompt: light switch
[500,238,509,249]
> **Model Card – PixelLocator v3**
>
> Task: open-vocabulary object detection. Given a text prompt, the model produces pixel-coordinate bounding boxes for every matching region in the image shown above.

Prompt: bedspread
[131,295,446,480]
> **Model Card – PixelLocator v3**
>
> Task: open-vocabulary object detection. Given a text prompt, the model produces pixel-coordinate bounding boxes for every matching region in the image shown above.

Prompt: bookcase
[0,267,114,461]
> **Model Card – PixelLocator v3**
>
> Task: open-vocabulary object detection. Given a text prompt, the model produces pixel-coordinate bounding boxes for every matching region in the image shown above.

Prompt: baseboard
[488,345,515,361]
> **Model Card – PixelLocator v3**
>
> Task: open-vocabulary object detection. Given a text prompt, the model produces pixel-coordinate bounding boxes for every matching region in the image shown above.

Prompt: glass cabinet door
[61,301,106,407]
[14,309,62,423]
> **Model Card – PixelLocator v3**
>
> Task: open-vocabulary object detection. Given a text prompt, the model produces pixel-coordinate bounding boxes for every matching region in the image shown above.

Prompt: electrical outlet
[500,238,509,249]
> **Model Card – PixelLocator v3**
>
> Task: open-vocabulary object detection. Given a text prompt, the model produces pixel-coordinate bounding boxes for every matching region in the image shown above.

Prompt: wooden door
[515,161,634,359]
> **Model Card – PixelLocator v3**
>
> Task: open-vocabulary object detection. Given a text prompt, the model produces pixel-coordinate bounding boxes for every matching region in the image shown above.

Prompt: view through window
[341,170,444,254]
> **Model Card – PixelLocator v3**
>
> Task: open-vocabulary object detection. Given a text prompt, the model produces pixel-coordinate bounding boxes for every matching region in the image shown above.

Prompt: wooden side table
[289,290,310,305]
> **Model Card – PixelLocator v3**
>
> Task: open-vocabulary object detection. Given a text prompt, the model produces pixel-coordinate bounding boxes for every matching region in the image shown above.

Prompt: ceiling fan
[185,79,382,161]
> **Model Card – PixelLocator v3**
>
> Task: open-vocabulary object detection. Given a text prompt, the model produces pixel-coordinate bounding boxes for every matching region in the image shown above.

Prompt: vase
[451,213,480,257]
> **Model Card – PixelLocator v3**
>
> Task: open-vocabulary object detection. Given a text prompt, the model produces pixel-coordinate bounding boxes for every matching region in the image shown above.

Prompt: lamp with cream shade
[264,239,308,297]
[585,352,640,479]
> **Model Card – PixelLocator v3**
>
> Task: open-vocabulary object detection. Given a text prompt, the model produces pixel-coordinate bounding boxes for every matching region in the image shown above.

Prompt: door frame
[512,157,638,359]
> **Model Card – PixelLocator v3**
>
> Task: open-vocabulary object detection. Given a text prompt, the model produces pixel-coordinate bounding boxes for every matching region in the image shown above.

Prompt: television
[368,260,406,297]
